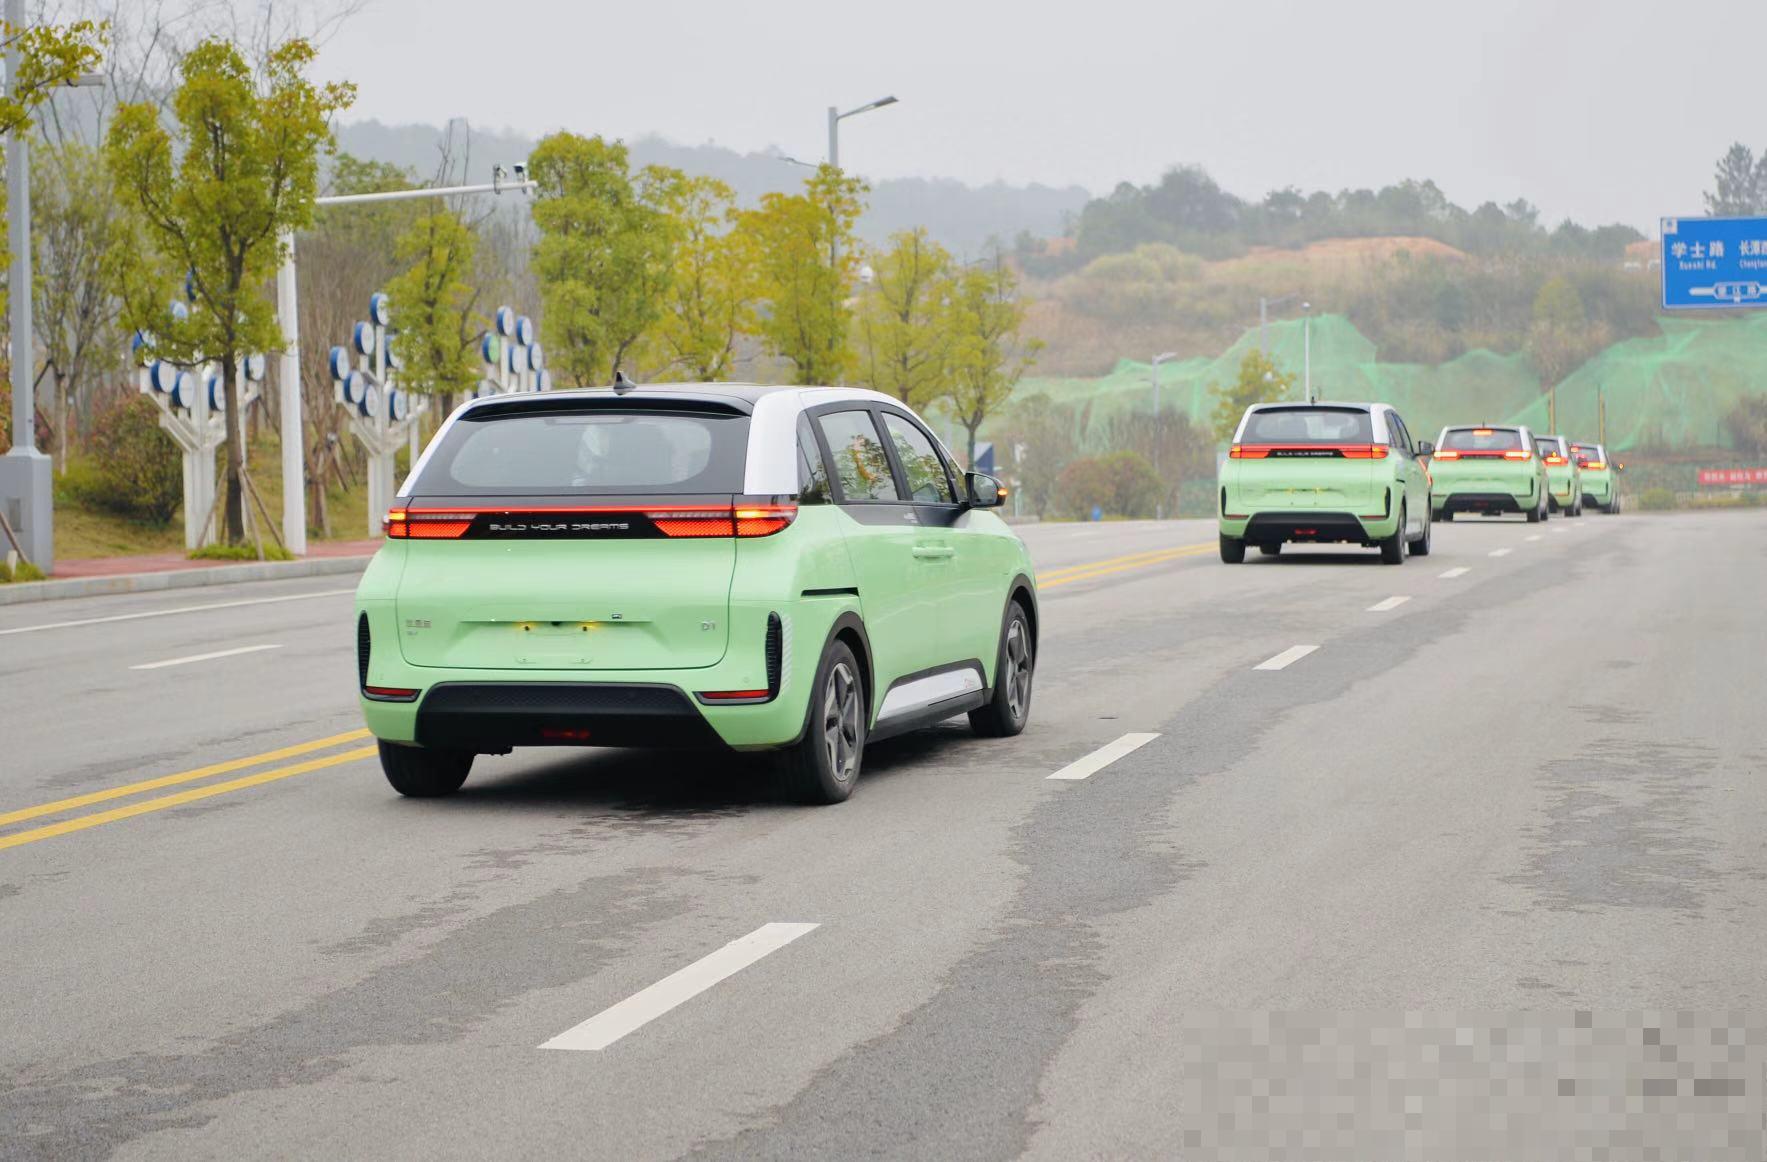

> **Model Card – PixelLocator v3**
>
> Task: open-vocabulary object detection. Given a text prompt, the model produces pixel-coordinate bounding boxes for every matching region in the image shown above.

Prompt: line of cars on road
[1216,401,1624,564]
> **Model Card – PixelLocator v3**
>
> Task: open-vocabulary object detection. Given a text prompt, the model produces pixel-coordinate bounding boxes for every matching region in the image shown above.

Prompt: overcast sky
[313,0,1764,232]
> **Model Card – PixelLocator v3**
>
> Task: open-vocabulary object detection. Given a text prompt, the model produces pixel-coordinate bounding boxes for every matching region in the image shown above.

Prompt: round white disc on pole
[529,343,544,371]
[516,315,534,346]
[510,345,529,375]
[353,320,375,356]
[345,369,368,405]
[390,389,409,422]
[360,382,380,419]
[207,371,225,413]
[369,292,391,326]
[171,371,193,410]
[150,361,177,393]
[245,352,267,382]
[481,333,499,366]
[495,306,515,337]
[329,346,352,381]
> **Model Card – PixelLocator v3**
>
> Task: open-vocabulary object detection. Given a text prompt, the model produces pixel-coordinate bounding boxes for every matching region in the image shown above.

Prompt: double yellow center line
[0,730,376,852]
[1037,542,1213,588]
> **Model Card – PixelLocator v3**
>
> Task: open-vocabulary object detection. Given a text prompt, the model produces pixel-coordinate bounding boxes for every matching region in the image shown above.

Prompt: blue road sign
[1661,216,1767,309]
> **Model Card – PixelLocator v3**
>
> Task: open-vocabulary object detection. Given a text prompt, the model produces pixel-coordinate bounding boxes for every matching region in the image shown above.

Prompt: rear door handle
[912,545,955,560]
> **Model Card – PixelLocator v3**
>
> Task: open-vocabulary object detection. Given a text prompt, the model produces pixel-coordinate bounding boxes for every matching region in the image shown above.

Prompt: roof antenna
[612,371,638,394]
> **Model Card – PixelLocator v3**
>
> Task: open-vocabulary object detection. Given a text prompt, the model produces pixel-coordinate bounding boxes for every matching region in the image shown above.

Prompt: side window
[1387,413,1412,455]
[814,409,901,502]
[881,412,956,504]
[796,414,832,504]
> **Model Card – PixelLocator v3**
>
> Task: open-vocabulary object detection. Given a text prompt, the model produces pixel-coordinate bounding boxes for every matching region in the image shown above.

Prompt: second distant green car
[1533,433,1583,517]
[1430,425,1550,523]
[1218,402,1433,565]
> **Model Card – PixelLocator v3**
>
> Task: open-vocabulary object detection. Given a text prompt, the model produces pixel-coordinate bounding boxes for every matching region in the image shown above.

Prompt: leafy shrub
[188,542,293,562]
[1056,451,1163,519]
[1637,487,1677,511]
[84,394,182,524]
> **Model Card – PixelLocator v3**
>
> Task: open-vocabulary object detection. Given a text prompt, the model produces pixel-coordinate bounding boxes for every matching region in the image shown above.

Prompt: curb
[0,555,373,606]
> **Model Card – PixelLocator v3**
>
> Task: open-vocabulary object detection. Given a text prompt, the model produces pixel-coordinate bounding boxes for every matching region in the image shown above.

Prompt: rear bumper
[1220,509,1395,546]
[412,682,728,751]
[1435,491,1528,516]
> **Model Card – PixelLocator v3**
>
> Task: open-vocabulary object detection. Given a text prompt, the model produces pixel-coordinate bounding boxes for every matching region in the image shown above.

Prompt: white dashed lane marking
[1525,534,1543,542]
[1489,548,1513,558]
[1254,645,1319,671]
[1046,733,1161,781]
[540,923,819,1052]
[1367,596,1411,612]
[130,644,283,670]
[1439,567,1471,579]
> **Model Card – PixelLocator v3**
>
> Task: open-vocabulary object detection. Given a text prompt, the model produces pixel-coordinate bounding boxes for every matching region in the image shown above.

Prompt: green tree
[992,392,1079,517]
[854,228,955,410]
[1705,143,1766,216]
[944,250,1041,467]
[385,205,482,404]
[0,16,104,136]
[529,133,677,385]
[106,38,353,544]
[1056,450,1162,519]
[742,164,866,385]
[649,174,753,380]
[1209,348,1294,441]
[1527,274,1602,390]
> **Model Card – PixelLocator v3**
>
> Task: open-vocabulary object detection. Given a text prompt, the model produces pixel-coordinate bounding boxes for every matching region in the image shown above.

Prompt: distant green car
[1218,402,1433,565]
[1430,425,1550,522]
[355,384,1037,804]
[1570,441,1622,513]
[1533,433,1584,516]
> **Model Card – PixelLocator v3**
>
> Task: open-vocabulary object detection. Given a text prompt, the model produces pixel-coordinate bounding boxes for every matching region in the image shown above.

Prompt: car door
[877,408,986,668]
[809,406,932,710]
[1388,411,1429,533]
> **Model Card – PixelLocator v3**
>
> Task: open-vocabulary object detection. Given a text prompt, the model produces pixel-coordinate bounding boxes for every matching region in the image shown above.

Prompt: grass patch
[188,542,294,562]
[1637,487,1679,511]
[0,559,47,583]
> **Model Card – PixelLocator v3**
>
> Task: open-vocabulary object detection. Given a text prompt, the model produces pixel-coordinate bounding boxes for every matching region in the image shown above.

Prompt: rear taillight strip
[384,503,798,539]
[1230,444,1389,459]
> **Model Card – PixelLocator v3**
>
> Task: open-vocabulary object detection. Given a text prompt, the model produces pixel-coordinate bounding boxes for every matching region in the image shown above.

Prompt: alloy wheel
[822,661,861,782]
[1004,619,1033,721]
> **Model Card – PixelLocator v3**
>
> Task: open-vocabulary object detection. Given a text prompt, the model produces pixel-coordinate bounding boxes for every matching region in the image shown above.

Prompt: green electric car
[1430,425,1550,522]
[354,384,1038,805]
[1570,442,1622,513]
[1218,401,1434,564]
[1533,433,1583,516]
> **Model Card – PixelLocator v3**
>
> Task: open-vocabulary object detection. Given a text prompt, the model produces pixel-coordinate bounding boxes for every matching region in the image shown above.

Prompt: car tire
[780,639,865,804]
[1258,544,1282,557]
[1606,496,1622,515]
[1379,504,1406,564]
[970,601,1034,739]
[1219,534,1247,564]
[1409,506,1432,556]
[379,740,472,798]
[1525,499,1542,523]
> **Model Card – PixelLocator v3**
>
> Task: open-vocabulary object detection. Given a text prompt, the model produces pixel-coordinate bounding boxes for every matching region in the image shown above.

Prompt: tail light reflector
[1543,454,1566,465]
[1229,444,1387,459]
[363,685,419,702]
[1432,449,1461,460]
[385,509,474,539]
[697,689,770,702]
[1503,449,1532,461]
[1581,461,1606,471]
[385,502,797,539]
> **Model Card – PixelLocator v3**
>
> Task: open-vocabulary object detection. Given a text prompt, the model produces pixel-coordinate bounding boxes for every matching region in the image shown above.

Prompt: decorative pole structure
[330,292,426,536]
[477,306,550,396]
[133,300,267,550]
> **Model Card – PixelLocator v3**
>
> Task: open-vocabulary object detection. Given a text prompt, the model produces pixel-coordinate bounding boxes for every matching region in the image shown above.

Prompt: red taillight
[649,510,738,537]
[1342,444,1389,459]
[733,504,797,537]
[1229,444,1263,459]
[1229,444,1386,459]
[1432,449,1461,460]
[363,685,419,701]
[385,509,474,539]
[697,689,770,701]
[1543,454,1566,465]
[1502,449,1532,461]
[1581,461,1606,471]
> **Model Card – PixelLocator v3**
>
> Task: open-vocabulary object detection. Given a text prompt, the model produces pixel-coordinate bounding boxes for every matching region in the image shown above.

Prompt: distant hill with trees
[333,119,1090,256]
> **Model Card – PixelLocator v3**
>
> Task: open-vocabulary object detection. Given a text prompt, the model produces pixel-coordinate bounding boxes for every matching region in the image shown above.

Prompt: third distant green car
[1429,425,1550,523]
[1570,441,1623,514]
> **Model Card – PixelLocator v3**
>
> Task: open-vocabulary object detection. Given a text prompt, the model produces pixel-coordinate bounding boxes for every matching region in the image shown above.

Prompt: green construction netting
[1005,312,1767,453]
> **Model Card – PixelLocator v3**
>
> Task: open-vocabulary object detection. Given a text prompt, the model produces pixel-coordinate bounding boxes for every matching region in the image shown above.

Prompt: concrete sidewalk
[1,539,379,606]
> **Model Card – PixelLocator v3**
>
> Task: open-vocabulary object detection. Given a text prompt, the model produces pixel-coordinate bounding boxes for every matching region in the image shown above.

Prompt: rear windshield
[1572,446,1604,463]
[1534,436,1567,456]
[1441,428,1524,452]
[1240,407,1373,444]
[411,408,749,496]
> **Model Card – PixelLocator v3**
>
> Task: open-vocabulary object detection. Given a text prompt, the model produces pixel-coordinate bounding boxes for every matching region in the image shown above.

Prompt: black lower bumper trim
[1243,512,1371,546]
[415,682,726,751]
[1437,492,1525,516]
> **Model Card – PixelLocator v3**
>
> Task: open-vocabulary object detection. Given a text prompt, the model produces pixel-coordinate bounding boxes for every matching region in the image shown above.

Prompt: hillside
[332,119,1090,254]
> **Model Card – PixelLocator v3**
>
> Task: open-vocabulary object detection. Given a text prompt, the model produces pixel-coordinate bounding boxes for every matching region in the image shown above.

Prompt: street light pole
[275,173,535,554]
[1302,301,1314,403]
[822,96,897,280]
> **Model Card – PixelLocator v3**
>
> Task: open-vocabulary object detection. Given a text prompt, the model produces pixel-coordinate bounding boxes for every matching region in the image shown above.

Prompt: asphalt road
[3,510,1764,1160]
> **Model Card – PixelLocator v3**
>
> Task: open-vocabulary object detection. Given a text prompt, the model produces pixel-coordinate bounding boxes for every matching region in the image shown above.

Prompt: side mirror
[965,471,1005,508]
[1416,441,1434,457]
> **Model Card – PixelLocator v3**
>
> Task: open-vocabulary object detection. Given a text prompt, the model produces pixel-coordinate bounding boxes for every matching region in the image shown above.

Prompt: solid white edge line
[130,643,283,670]
[540,922,819,1052]
[1488,548,1513,557]
[1254,644,1319,671]
[1438,567,1470,578]
[0,588,356,636]
[1366,596,1411,613]
[1046,732,1160,781]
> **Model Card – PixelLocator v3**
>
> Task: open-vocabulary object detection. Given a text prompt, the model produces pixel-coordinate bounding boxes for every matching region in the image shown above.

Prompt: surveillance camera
[513,162,528,180]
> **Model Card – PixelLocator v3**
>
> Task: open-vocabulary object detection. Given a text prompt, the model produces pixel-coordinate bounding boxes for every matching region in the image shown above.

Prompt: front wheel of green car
[379,741,473,798]
[781,640,865,804]
[971,601,1034,739]
[1379,504,1406,564]
[1220,534,1247,564]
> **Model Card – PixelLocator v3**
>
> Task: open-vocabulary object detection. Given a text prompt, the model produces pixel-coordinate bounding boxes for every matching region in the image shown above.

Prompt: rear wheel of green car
[971,601,1034,739]
[1525,497,1542,523]
[379,740,473,798]
[1220,534,1246,564]
[781,640,865,804]
[1379,503,1406,564]
[1409,506,1432,556]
